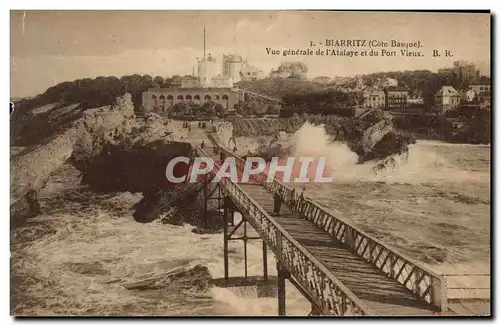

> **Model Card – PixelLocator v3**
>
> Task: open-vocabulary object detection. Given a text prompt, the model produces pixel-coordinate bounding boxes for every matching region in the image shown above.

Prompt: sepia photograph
[9,10,491,317]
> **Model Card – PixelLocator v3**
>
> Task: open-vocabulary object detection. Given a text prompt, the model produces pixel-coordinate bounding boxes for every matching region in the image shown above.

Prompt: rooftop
[385,87,409,92]
[435,86,459,96]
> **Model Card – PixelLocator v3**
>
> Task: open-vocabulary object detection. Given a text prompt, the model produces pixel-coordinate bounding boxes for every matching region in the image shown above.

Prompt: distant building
[239,64,266,81]
[222,54,265,82]
[407,93,424,105]
[453,60,478,81]
[469,84,491,96]
[438,61,480,81]
[434,86,461,113]
[383,78,398,88]
[362,90,386,108]
[461,89,477,103]
[197,54,219,88]
[384,87,409,110]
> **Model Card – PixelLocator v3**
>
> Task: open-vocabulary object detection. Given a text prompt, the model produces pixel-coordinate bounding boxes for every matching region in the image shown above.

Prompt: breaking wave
[290,123,489,185]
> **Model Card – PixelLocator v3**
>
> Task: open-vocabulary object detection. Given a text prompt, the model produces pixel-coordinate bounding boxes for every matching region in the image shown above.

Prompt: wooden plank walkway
[198,142,438,316]
[238,183,437,316]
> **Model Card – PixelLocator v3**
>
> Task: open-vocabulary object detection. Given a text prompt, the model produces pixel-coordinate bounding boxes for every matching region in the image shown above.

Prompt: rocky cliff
[10,94,136,224]
[11,94,135,202]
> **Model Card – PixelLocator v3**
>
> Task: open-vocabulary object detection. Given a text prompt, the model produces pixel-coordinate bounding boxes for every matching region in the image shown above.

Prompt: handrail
[206,133,448,312]
[196,145,372,316]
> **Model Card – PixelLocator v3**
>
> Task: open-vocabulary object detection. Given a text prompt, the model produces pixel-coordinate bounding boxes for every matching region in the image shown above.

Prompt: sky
[10,11,491,98]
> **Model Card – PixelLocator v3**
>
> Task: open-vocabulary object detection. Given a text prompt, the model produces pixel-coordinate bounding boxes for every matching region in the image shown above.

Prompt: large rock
[10,190,41,229]
[10,93,135,222]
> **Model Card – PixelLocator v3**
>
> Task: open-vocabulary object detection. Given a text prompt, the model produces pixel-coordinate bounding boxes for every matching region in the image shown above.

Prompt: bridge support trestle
[222,196,267,283]
[277,262,289,316]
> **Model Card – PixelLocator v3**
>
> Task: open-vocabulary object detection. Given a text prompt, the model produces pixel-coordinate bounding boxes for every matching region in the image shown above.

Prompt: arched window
[152,94,158,109]
[186,95,192,102]
[177,95,184,101]
[204,95,211,102]
[194,95,201,100]
[221,94,229,109]
[166,95,174,107]
[159,95,166,112]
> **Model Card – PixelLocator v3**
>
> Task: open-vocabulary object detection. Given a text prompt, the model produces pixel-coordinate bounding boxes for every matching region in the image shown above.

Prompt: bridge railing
[206,133,448,312]
[196,145,371,316]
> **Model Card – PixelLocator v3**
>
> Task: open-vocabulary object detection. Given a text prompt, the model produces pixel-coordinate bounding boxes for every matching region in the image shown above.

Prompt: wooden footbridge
[190,132,482,316]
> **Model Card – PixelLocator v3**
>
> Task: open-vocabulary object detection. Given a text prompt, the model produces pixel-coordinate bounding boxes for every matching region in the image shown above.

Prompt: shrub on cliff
[12,75,153,146]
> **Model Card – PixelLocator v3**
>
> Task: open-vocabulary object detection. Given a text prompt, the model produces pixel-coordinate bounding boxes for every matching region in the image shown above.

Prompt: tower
[197,27,219,87]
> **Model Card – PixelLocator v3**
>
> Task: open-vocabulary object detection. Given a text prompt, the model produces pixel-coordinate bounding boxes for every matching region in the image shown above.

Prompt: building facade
[434,86,461,113]
[469,84,491,96]
[222,54,265,82]
[461,89,477,103]
[453,61,477,81]
[197,54,219,88]
[384,87,409,110]
[382,78,398,88]
[437,61,480,81]
[181,76,200,88]
[362,90,386,108]
[142,87,241,114]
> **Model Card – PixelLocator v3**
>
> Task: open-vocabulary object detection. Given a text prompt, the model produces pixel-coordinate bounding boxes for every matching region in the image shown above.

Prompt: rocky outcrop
[349,111,416,163]
[123,265,212,293]
[228,110,415,164]
[10,190,41,229]
[10,93,136,223]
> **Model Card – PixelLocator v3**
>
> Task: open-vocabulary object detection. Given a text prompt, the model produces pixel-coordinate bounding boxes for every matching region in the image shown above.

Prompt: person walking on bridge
[298,186,306,213]
[200,140,205,150]
[290,187,296,212]
[273,189,283,217]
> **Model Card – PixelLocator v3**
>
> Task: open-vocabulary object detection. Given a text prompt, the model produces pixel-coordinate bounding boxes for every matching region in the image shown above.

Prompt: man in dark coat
[273,189,283,216]
[290,188,296,212]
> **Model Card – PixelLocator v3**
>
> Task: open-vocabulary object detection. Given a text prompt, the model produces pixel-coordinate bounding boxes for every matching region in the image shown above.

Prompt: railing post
[203,176,208,230]
[344,226,353,249]
[276,231,283,262]
[262,241,268,281]
[223,198,230,280]
[432,276,448,312]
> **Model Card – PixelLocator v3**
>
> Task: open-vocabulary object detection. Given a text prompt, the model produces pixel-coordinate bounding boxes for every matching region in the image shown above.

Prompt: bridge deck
[238,184,437,316]
[202,142,437,316]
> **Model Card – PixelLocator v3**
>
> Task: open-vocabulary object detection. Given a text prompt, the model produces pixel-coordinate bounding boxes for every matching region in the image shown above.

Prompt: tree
[205,106,215,116]
[153,76,164,86]
[214,103,224,116]
[253,102,267,116]
[267,104,281,115]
